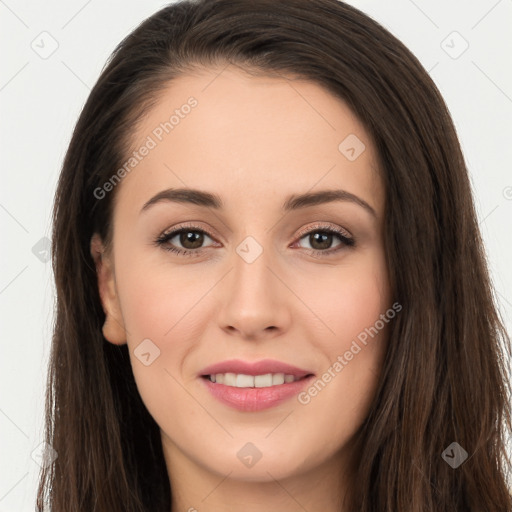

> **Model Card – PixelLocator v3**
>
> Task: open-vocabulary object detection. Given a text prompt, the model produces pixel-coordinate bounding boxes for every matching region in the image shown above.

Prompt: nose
[216,238,292,341]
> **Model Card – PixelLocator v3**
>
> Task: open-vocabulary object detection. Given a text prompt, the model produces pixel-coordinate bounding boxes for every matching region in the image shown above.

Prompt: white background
[1,0,511,509]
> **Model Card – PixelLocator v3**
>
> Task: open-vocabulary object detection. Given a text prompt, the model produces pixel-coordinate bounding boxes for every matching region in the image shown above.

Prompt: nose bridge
[231,233,276,300]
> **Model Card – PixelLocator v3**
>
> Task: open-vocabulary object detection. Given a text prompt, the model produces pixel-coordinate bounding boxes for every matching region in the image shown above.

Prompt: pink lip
[198,358,315,412]
[199,358,313,378]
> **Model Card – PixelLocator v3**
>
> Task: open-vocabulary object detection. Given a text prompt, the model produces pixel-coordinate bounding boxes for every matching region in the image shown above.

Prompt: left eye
[295,229,353,251]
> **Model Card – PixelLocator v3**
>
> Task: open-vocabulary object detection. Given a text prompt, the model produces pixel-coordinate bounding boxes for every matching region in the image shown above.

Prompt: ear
[90,233,127,345]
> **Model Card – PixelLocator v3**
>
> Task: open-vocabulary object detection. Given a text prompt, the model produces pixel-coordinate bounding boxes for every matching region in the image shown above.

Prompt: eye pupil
[180,230,204,249]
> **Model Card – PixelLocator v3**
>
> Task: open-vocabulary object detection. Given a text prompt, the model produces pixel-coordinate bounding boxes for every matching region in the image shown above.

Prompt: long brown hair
[37,0,512,510]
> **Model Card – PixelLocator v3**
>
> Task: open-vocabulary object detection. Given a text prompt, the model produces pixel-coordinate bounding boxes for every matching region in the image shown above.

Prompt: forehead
[114,65,383,219]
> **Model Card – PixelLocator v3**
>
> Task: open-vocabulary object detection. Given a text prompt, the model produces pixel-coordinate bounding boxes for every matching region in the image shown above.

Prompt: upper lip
[199,358,314,378]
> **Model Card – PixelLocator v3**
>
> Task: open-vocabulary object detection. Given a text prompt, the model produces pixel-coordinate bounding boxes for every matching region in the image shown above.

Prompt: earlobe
[90,233,127,345]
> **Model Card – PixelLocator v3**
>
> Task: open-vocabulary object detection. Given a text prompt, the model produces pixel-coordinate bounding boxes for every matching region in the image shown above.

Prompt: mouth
[198,359,315,412]
[201,372,312,387]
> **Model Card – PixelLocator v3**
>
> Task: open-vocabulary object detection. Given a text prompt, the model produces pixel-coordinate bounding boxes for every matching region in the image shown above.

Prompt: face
[91,64,392,485]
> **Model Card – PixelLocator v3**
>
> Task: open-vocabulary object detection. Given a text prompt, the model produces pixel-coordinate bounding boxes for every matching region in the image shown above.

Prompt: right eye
[154,224,218,257]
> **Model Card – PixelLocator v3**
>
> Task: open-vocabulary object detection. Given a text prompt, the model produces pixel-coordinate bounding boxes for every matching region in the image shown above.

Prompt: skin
[90,64,392,512]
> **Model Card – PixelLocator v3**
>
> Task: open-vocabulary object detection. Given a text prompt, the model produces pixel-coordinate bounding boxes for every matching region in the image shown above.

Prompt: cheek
[298,253,390,421]
[327,278,385,341]
[306,250,390,351]
[117,264,205,430]
[114,255,220,410]
[116,256,206,340]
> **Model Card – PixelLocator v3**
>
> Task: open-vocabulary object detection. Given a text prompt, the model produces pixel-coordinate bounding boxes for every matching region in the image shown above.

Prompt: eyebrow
[140,187,377,217]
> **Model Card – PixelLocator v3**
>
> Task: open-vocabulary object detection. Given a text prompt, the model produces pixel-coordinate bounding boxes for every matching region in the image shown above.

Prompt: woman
[37,0,512,510]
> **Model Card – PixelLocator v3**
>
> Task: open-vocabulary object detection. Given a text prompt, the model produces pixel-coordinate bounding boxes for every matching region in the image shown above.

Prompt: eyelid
[158,221,215,239]
[294,222,353,241]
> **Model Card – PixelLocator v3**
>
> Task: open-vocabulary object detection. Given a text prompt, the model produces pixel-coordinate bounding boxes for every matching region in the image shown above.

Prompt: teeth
[272,373,284,385]
[208,372,300,388]
[236,374,254,388]
[255,374,273,387]
[224,373,236,386]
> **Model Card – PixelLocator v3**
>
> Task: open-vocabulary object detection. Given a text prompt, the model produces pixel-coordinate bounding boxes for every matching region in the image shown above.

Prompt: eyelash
[154,222,355,258]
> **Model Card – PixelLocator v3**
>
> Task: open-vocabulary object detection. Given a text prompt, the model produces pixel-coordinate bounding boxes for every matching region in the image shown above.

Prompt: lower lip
[200,375,315,412]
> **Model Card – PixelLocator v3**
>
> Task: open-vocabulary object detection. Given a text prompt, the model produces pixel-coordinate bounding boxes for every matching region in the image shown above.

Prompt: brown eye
[155,225,216,256]
[294,225,355,255]
[305,231,337,251]
[175,230,205,250]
